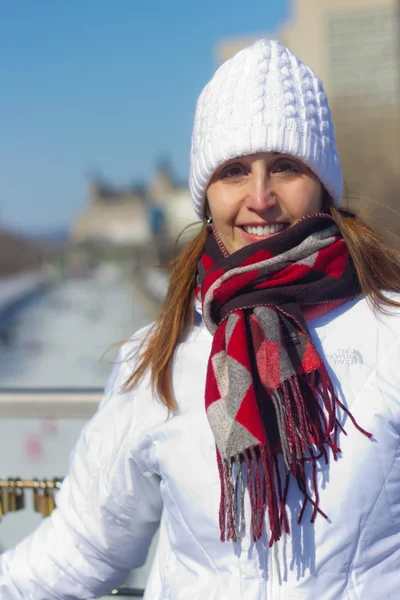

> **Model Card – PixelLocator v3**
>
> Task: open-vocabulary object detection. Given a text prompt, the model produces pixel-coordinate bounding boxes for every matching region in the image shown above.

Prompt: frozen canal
[0,264,152,388]
[0,265,158,596]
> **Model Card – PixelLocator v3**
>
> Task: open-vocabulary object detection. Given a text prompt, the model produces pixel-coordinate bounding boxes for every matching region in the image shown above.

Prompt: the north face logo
[326,349,363,365]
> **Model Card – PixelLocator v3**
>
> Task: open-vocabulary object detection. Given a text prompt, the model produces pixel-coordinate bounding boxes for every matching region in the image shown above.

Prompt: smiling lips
[242,223,287,236]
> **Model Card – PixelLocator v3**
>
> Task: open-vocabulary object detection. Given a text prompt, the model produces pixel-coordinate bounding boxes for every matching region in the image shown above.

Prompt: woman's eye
[273,161,301,174]
[220,164,247,179]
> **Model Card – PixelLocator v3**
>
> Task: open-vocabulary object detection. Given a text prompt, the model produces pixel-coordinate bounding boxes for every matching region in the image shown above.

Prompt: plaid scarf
[198,214,371,546]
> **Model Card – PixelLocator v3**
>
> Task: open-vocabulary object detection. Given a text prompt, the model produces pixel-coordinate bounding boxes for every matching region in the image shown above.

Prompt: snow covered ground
[0,264,158,596]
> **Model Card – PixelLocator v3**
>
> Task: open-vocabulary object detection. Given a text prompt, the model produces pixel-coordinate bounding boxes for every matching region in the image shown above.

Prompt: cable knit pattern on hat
[189,39,342,218]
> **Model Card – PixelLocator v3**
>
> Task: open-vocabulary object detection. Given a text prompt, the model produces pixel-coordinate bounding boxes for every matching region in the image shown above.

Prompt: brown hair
[122,199,400,410]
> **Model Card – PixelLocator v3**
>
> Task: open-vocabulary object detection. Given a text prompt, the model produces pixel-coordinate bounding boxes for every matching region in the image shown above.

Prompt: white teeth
[243,223,285,236]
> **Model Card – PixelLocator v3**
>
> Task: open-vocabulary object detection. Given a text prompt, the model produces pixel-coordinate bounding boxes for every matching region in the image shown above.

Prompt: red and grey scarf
[197,214,371,546]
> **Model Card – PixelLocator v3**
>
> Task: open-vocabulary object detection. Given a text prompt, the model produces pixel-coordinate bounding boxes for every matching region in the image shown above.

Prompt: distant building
[72,180,150,247]
[217,0,400,107]
[216,0,400,221]
[71,162,196,249]
[280,0,399,109]
[147,162,198,242]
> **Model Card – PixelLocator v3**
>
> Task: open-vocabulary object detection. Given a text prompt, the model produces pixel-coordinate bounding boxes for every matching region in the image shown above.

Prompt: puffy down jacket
[0,294,399,599]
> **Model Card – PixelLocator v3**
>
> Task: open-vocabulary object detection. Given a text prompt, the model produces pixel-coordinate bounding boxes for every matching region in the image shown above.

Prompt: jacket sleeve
[0,340,163,599]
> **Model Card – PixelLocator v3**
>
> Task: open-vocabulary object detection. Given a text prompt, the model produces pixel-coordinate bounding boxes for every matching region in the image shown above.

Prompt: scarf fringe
[218,368,372,546]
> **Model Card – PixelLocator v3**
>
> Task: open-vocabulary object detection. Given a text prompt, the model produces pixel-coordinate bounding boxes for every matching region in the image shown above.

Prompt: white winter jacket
[0,294,399,599]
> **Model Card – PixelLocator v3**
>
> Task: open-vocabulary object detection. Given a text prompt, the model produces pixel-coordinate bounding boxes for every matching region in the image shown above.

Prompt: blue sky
[0,1,288,234]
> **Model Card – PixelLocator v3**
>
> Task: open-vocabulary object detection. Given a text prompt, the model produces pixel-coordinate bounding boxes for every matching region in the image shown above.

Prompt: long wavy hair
[122,194,400,410]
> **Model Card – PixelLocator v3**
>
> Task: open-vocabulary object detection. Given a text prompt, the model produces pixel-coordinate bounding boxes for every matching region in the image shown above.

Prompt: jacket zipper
[271,542,279,600]
[269,537,284,600]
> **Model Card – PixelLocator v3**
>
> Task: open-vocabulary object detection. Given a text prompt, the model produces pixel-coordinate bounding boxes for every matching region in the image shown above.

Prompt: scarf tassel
[218,368,372,546]
[218,445,290,546]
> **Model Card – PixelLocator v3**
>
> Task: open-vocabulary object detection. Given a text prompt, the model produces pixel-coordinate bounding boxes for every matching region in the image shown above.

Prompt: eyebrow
[219,152,285,170]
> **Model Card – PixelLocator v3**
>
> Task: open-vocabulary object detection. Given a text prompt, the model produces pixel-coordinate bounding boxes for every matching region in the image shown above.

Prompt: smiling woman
[206,152,323,254]
[1,39,400,600]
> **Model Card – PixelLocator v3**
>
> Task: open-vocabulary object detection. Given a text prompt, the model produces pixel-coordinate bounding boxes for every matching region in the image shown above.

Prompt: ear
[204,196,212,221]
[322,188,333,214]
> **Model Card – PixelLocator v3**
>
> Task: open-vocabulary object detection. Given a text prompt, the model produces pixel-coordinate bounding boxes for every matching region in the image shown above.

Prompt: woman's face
[206,152,324,255]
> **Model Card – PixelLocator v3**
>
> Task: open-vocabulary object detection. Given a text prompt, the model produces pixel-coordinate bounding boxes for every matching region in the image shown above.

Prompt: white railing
[0,389,102,418]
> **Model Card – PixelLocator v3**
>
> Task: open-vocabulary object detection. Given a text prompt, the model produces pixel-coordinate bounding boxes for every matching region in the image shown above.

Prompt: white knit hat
[189,39,342,218]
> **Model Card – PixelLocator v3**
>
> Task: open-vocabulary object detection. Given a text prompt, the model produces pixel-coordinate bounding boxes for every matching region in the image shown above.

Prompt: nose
[244,168,278,213]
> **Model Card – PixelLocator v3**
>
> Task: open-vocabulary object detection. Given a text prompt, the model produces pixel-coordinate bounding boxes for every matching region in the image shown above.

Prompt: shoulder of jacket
[358,292,400,333]
[332,292,400,326]
[94,321,167,456]
[120,322,155,361]
[330,293,400,366]
[95,322,155,414]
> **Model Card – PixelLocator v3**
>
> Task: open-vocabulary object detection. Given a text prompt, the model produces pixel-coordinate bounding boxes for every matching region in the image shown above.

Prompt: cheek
[207,188,239,225]
[288,182,323,216]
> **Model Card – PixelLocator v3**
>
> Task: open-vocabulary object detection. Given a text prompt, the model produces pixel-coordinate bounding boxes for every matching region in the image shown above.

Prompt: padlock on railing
[0,478,62,519]
[0,479,26,518]
[8,479,17,513]
[15,480,25,511]
[33,479,43,515]
[32,479,62,518]
[1,483,9,515]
